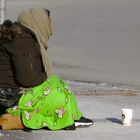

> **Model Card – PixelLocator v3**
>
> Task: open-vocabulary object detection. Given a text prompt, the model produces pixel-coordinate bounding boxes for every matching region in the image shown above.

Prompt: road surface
[6,0,140,88]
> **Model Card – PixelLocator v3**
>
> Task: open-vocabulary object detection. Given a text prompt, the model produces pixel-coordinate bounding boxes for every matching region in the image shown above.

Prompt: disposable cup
[121,108,133,126]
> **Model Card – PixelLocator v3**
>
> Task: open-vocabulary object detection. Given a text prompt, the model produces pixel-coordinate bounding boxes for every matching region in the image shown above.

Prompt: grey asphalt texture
[6,0,140,88]
[1,0,140,139]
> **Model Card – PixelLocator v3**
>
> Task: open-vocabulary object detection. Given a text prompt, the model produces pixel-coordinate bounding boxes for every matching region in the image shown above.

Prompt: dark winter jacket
[0,22,47,88]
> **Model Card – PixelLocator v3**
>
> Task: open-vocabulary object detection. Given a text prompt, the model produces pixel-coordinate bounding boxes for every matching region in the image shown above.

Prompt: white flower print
[55,107,65,118]
[65,97,68,103]
[42,122,48,127]
[44,87,51,96]
[64,86,72,94]
[25,111,30,120]
[48,112,51,116]
[53,121,57,126]
[13,105,18,110]
[57,87,62,93]
[25,100,33,107]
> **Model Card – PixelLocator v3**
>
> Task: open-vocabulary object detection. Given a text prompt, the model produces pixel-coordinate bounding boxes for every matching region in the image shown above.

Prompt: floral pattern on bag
[25,100,33,107]
[25,111,31,120]
[44,87,51,96]
[55,107,65,118]
[57,87,62,93]
[64,86,72,94]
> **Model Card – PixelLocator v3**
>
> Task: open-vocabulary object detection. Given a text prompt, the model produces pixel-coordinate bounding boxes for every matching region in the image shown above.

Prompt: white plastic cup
[121,109,133,126]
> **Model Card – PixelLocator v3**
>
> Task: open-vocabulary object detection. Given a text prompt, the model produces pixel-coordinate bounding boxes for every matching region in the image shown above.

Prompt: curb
[67,80,140,96]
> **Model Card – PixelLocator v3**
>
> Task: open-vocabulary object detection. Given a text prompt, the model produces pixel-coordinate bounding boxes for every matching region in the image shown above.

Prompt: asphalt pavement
[0,82,140,140]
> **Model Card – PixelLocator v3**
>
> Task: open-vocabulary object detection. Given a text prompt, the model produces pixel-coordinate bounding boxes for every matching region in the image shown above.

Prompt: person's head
[18,8,52,48]
[18,8,53,77]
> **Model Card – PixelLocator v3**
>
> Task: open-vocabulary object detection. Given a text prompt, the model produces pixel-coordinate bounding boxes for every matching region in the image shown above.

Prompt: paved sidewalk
[1,0,140,139]
[0,81,140,140]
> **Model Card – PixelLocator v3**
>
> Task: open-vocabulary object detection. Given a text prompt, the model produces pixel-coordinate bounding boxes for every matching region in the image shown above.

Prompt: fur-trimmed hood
[0,20,22,44]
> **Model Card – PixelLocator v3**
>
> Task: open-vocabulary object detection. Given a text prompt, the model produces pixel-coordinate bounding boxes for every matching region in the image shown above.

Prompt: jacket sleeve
[11,40,46,88]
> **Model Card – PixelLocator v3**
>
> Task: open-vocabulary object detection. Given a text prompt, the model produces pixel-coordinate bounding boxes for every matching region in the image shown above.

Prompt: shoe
[75,117,93,127]
[23,127,32,132]
[64,124,76,130]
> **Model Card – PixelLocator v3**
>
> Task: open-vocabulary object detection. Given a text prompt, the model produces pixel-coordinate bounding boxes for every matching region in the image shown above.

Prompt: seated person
[0,8,93,130]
